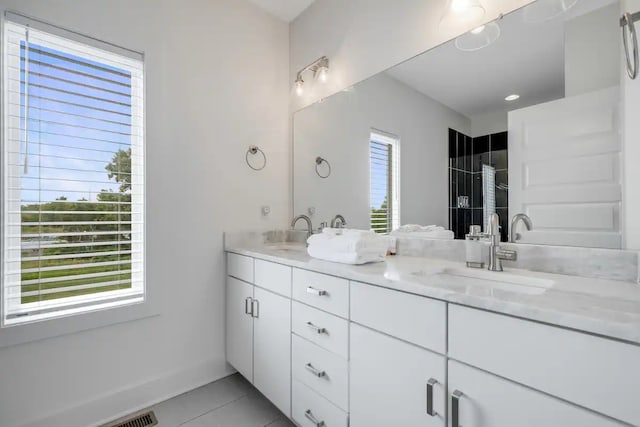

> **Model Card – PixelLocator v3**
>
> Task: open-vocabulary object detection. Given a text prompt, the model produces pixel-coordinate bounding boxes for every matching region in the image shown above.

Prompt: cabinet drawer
[292,268,349,318]
[448,360,625,427]
[293,380,348,427]
[227,252,254,283]
[254,259,292,297]
[449,305,640,426]
[350,281,446,354]
[292,301,349,358]
[292,334,349,410]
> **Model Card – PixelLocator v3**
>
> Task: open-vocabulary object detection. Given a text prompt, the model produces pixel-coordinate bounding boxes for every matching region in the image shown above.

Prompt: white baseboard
[20,358,235,427]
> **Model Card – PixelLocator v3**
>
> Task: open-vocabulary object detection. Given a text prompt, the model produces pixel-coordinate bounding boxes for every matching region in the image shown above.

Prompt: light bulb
[295,78,304,96]
[440,0,486,30]
[317,65,329,83]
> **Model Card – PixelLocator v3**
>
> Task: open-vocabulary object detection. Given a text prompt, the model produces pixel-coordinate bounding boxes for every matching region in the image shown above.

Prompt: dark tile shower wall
[448,129,509,241]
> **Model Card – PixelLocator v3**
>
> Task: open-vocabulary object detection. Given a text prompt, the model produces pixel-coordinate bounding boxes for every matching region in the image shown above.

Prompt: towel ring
[315,156,331,178]
[621,12,640,80]
[246,145,267,171]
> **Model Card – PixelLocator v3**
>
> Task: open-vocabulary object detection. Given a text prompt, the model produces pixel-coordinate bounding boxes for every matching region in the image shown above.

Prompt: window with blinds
[370,131,400,233]
[2,14,145,325]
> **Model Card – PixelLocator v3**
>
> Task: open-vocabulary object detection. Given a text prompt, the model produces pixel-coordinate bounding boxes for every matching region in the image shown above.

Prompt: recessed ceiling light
[505,94,520,101]
[470,25,486,34]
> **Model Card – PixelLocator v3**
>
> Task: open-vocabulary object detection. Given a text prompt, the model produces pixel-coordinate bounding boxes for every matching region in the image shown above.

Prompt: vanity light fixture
[455,21,501,51]
[294,56,330,96]
[505,94,520,101]
[440,0,486,29]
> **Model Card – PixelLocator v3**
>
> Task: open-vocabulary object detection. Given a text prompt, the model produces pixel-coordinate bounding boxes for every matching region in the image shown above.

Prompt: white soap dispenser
[465,225,488,268]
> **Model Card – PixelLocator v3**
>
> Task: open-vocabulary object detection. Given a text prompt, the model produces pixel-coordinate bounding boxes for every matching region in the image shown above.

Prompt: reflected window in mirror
[370,131,400,234]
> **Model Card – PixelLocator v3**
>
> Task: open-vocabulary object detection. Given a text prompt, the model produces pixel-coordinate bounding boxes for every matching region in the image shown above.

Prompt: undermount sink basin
[440,267,554,289]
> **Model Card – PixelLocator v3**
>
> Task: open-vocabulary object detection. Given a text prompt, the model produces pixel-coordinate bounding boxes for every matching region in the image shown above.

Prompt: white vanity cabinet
[225,253,292,416]
[225,251,639,427]
[349,282,447,427]
[350,323,446,427]
[449,305,640,426]
[447,360,624,427]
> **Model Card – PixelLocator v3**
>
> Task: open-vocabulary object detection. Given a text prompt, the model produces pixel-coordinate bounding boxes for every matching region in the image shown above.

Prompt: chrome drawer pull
[452,389,464,427]
[426,378,437,416]
[306,321,327,334]
[244,297,252,315]
[305,363,327,378]
[307,286,328,296]
[304,409,325,427]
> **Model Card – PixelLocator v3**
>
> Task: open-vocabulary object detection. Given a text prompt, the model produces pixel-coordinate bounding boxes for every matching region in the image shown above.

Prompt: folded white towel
[307,245,385,265]
[307,231,388,253]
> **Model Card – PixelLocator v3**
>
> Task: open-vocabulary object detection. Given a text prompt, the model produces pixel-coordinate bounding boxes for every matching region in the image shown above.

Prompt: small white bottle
[465,225,487,268]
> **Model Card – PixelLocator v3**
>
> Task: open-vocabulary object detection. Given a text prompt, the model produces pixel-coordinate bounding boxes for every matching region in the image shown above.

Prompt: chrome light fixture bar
[294,56,329,96]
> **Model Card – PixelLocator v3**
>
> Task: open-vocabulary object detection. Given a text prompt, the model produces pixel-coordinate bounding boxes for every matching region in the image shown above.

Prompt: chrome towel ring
[315,156,331,178]
[246,145,267,171]
[621,11,640,80]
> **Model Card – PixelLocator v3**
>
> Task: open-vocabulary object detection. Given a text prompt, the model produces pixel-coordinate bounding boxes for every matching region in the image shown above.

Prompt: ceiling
[248,0,316,22]
[386,0,617,120]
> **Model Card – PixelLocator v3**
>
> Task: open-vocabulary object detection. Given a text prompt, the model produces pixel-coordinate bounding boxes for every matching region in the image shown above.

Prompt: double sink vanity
[224,234,640,427]
[225,1,640,425]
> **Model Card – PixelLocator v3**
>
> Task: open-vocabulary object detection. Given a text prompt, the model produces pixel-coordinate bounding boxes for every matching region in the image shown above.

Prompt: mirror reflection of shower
[448,129,509,241]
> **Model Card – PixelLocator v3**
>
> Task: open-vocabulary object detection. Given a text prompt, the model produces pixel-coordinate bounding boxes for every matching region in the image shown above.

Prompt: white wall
[622,0,640,250]
[0,1,290,426]
[565,2,620,97]
[289,0,536,111]
[293,73,470,230]
[470,111,508,138]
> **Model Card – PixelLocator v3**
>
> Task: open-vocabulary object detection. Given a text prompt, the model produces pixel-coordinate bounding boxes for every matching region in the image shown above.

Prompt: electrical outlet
[308,207,316,216]
[261,206,270,216]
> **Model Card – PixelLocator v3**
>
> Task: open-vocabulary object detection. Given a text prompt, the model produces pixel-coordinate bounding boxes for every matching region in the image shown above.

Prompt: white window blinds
[369,131,400,233]
[2,14,145,325]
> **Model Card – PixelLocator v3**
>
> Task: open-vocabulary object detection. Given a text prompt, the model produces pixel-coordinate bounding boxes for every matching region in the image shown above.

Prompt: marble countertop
[225,241,640,345]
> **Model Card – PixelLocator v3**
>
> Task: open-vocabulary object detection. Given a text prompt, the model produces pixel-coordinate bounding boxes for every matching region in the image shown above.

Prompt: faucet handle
[496,248,517,261]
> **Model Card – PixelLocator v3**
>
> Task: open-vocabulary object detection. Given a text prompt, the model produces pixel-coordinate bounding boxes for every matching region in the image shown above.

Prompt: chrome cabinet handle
[306,321,327,334]
[251,299,259,318]
[244,297,252,315]
[426,378,437,416]
[452,390,464,427]
[305,363,326,378]
[304,409,325,427]
[306,286,328,296]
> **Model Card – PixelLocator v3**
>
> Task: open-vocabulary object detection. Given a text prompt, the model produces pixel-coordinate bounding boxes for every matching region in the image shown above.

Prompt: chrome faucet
[330,214,347,228]
[486,213,517,272]
[291,214,313,238]
[510,213,533,243]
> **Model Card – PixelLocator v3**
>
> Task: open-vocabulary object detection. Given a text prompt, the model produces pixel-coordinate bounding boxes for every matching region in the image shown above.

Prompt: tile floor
[148,374,295,427]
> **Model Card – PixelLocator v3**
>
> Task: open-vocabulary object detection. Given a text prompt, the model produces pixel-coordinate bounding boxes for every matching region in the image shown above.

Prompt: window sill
[0,293,160,348]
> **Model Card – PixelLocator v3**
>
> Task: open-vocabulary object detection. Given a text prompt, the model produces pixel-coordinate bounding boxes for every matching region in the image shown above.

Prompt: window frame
[369,129,400,233]
[0,11,155,347]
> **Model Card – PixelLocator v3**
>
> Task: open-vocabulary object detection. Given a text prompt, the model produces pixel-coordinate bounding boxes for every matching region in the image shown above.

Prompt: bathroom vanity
[224,240,640,427]
[225,0,640,426]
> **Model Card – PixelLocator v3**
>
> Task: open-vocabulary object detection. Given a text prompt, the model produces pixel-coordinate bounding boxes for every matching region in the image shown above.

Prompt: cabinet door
[448,360,625,427]
[253,287,292,417]
[226,276,254,382]
[350,323,446,427]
